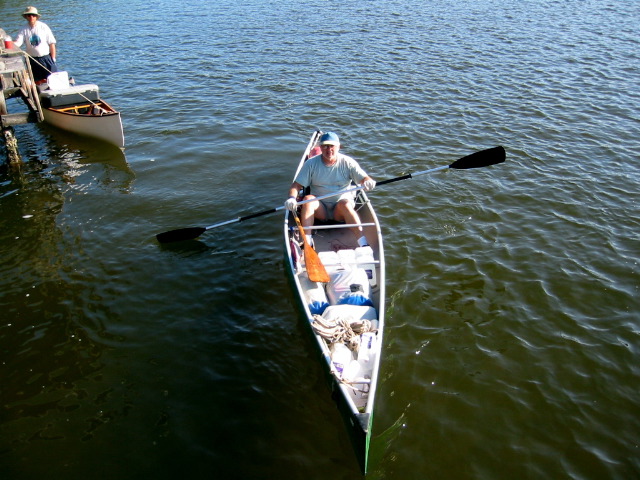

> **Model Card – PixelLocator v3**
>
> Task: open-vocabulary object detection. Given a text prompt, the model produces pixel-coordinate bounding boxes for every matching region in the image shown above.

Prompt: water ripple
[2,0,640,478]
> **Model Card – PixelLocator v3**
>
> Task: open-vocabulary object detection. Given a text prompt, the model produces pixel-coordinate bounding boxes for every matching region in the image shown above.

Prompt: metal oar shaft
[156,146,505,243]
[205,188,363,231]
[204,164,449,233]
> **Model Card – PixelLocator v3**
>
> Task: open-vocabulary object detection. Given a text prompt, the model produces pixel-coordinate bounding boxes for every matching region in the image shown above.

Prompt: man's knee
[335,199,354,213]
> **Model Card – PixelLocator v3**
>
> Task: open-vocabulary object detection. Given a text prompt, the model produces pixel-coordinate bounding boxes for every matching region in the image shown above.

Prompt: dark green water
[1,0,638,478]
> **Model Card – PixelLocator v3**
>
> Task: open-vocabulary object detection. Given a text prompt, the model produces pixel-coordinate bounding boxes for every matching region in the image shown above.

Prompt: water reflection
[0,129,132,454]
[157,238,212,256]
[38,125,134,192]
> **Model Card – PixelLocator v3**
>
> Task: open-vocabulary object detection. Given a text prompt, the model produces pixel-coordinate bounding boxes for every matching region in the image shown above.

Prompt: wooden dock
[1,33,44,165]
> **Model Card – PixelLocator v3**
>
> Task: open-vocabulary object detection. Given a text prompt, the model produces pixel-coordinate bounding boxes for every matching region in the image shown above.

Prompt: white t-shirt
[294,153,368,204]
[14,21,56,57]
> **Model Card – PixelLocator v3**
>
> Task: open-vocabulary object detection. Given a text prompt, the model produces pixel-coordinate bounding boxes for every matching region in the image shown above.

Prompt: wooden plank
[0,87,6,116]
[1,112,32,127]
[0,55,26,74]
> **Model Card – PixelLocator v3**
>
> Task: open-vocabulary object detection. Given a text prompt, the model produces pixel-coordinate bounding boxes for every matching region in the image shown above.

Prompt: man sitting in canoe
[285,132,376,247]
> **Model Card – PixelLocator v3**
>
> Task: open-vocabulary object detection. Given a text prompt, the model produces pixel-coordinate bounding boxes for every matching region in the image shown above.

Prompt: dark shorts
[29,55,57,82]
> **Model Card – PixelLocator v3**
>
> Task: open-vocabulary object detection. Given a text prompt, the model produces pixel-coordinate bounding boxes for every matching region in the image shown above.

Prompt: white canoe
[283,130,386,474]
[40,83,124,149]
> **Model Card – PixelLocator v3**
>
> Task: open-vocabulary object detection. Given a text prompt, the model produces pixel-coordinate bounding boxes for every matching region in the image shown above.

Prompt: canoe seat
[299,222,376,231]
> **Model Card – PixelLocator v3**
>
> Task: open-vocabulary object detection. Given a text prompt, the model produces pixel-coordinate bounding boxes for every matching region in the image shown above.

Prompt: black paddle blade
[156,227,207,243]
[450,146,505,170]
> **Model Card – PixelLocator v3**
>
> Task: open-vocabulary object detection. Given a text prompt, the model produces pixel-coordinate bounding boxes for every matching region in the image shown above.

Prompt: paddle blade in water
[156,227,207,243]
[449,146,505,170]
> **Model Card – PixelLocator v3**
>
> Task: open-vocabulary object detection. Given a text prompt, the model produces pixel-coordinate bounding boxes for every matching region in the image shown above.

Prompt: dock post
[2,126,21,164]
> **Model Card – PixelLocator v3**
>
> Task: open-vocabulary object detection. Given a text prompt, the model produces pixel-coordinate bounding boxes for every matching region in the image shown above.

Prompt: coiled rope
[311,314,375,352]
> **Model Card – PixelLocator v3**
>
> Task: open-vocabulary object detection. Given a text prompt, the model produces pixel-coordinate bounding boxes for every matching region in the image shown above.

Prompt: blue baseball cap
[319,132,340,146]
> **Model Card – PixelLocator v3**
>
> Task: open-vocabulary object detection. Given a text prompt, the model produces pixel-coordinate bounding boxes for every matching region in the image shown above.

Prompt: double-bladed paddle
[155,145,506,243]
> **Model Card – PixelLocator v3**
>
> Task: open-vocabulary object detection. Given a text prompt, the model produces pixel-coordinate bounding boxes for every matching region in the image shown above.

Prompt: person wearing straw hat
[286,132,376,248]
[13,6,58,83]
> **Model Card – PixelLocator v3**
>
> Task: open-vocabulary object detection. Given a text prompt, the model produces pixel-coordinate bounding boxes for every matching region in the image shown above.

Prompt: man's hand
[285,197,298,212]
[363,179,376,192]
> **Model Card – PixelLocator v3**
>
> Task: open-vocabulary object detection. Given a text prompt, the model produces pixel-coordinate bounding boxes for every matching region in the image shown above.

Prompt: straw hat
[22,6,41,18]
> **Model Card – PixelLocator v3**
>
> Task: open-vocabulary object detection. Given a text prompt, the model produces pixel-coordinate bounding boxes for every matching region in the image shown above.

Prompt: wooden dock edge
[1,45,44,165]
